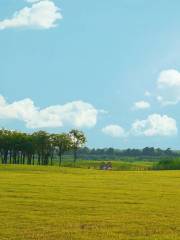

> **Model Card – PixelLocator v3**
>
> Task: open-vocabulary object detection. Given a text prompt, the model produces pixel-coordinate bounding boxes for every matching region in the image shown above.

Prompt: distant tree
[165,148,172,156]
[0,127,178,165]
[106,148,114,155]
[32,131,50,165]
[143,147,155,156]
[69,129,86,164]
[53,133,71,166]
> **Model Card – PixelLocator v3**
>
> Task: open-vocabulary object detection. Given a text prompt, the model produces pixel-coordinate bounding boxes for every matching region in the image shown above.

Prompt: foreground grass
[0,165,180,240]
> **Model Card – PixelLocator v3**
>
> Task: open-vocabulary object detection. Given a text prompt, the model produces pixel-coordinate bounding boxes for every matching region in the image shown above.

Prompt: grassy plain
[55,159,154,170]
[0,165,180,240]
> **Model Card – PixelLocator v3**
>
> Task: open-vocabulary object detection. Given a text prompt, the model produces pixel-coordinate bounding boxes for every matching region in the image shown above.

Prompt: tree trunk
[32,154,35,165]
[9,150,12,164]
[17,152,20,164]
[59,154,62,167]
[74,148,77,165]
[50,154,53,166]
[13,151,17,164]
[22,153,25,164]
[37,153,40,165]
[4,150,8,164]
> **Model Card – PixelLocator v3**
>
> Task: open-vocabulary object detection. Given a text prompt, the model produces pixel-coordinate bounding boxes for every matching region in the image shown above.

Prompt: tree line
[0,129,86,165]
[76,147,178,160]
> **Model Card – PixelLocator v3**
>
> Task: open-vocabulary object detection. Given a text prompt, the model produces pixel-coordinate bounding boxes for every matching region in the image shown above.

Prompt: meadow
[0,164,180,240]
[59,158,154,170]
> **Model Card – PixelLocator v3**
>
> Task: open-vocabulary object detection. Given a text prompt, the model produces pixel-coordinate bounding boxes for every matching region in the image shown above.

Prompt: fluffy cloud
[131,114,177,137]
[133,100,150,110]
[0,95,99,129]
[102,124,126,138]
[157,69,180,105]
[0,0,62,30]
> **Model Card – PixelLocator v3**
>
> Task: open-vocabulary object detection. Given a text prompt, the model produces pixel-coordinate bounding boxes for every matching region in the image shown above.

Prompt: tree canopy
[0,129,86,165]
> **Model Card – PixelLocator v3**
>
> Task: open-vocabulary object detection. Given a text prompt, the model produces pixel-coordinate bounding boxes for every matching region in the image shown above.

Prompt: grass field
[0,165,180,240]
[53,159,154,170]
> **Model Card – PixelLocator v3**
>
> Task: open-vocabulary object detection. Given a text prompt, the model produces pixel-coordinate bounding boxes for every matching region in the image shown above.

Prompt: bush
[154,158,180,170]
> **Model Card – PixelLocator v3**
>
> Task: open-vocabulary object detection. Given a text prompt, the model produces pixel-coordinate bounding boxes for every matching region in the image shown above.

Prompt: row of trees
[77,147,177,160]
[0,129,86,165]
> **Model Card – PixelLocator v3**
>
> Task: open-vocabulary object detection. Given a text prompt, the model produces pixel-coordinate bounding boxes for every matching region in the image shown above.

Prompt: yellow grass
[0,165,180,240]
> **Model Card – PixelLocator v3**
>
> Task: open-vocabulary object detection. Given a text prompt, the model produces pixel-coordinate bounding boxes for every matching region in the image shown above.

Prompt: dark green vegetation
[0,129,86,166]
[2,127,180,170]
[78,147,179,160]
[154,158,180,170]
[1,165,180,240]
[1,128,180,170]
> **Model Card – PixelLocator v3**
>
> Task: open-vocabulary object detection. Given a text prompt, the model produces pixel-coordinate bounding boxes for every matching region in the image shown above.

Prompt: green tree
[57,133,71,166]
[69,129,86,164]
[32,131,50,165]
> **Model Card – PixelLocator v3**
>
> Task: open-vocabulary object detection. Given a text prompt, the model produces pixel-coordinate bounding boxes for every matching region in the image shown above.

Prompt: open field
[0,165,180,240]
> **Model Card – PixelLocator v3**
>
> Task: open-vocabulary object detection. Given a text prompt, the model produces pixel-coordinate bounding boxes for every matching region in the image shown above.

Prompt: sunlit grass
[0,165,180,239]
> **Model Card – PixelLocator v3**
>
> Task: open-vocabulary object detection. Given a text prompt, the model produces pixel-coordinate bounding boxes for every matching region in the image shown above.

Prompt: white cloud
[102,124,126,138]
[0,95,99,129]
[157,69,180,105]
[0,0,62,30]
[131,114,177,137]
[133,100,150,110]
[158,69,180,88]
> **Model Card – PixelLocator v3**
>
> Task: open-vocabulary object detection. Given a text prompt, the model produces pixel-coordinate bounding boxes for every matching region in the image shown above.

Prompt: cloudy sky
[1,0,180,148]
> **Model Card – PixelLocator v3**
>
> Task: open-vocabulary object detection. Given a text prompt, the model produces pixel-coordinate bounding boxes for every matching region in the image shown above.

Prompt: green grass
[57,159,154,170]
[0,165,180,240]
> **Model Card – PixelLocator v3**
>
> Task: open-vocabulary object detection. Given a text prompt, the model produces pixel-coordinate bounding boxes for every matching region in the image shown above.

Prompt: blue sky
[1,0,180,149]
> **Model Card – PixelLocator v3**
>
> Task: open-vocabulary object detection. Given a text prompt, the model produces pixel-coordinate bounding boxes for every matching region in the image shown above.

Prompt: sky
[1,0,180,149]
